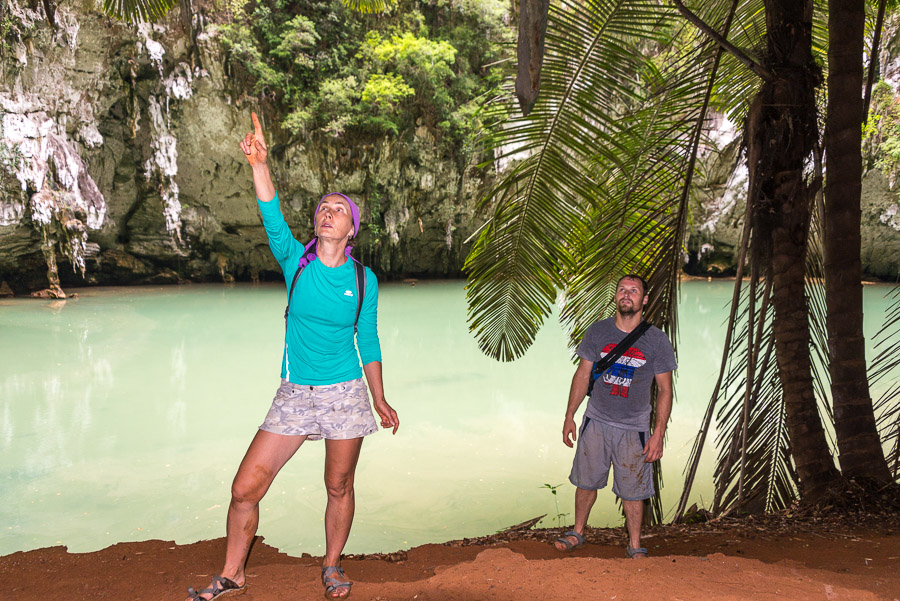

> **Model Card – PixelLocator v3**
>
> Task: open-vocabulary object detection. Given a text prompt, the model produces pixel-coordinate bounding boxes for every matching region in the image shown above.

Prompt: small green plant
[541,483,569,528]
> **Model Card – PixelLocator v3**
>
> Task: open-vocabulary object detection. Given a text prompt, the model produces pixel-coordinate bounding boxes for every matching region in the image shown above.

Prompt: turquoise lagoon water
[0,280,896,557]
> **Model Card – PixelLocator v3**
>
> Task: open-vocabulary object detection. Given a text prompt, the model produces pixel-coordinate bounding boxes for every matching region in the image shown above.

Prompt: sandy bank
[2,518,898,600]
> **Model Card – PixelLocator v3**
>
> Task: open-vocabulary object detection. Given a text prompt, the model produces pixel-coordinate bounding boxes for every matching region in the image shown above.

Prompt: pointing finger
[251,112,263,138]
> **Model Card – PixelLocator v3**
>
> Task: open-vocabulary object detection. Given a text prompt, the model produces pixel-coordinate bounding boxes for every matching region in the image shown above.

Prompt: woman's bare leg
[322,437,364,569]
[188,429,305,600]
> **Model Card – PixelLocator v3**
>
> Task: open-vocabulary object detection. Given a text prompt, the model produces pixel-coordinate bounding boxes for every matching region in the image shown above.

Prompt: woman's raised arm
[239,112,276,202]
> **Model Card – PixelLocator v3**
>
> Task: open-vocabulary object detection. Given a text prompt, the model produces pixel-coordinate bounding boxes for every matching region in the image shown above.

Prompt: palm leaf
[102,0,178,23]
[805,200,837,448]
[705,2,764,124]
[709,161,835,515]
[709,268,800,514]
[467,0,684,361]
[342,0,392,14]
[870,285,900,479]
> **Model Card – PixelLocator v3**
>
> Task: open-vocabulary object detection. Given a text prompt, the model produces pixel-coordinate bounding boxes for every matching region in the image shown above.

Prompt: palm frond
[342,0,392,14]
[870,285,900,480]
[709,267,797,513]
[102,0,178,23]
[805,191,837,450]
[467,0,686,360]
[812,0,830,68]
[706,1,764,124]
[710,185,836,515]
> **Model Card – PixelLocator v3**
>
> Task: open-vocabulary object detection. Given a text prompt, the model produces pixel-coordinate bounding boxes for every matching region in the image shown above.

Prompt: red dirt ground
[2,520,898,601]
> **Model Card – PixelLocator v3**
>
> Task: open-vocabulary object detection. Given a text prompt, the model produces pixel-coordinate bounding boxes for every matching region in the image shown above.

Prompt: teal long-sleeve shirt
[258,193,381,386]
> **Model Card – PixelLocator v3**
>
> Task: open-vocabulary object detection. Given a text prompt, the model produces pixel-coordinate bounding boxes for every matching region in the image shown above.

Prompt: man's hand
[642,431,664,462]
[562,359,592,448]
[562,416,577,448]
[239,112,268,166]
[373,397,399,435]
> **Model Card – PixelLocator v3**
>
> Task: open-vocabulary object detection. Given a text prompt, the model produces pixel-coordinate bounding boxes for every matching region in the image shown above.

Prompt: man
[554,275,676,558]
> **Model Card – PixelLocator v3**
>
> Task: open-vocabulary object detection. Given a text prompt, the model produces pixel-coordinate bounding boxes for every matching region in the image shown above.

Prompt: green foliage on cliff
[0,123,25,200]
[0,1,37,63]
[865,79,900,177]
[214,0,511,150]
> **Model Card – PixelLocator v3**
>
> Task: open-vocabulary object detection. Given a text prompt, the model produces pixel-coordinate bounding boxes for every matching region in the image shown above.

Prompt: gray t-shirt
[577,317,677,431]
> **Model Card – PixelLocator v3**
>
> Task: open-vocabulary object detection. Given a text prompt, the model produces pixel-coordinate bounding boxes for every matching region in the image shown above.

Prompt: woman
[187,112,399,600]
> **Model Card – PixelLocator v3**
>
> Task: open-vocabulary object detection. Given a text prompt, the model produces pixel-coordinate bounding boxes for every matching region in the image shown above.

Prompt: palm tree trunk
[825,0,892,482]
[753,0,840,502]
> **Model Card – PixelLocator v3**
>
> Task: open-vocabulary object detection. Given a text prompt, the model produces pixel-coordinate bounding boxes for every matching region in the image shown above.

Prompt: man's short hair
[617,274,649,297]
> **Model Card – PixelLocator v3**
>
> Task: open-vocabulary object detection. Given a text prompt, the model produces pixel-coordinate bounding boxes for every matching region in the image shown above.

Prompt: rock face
[861,169,900,279]
[2,4,899,292]
[683,126,747,277]
[683,117,900,281]
[0,4,483,293]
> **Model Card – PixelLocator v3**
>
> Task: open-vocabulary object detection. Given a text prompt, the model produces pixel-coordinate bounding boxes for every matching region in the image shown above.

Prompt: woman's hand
[240,112,268,166]
[240,112,275,202]
[373,397,400,435]
[362,362,397,434]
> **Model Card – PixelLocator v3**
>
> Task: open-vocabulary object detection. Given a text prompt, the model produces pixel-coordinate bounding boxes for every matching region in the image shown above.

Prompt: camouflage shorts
[259,378,378,441]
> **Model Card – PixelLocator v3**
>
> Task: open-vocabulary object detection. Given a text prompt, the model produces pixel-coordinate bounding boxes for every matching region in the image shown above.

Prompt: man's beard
[617,300,640,316]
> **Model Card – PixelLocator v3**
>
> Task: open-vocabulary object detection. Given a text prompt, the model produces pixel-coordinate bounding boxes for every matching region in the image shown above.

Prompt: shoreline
[4,513,899,600]
[2,274,898,302]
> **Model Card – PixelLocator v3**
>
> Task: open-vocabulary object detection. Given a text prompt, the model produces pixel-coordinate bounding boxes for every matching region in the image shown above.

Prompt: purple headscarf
[315,192,360,240]
[299,192,361,269]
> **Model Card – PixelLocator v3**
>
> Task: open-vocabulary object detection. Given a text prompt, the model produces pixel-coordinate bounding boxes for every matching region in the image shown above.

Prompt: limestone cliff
[2,3,899,296]
[684,115,900,281]
[0,3,483,295]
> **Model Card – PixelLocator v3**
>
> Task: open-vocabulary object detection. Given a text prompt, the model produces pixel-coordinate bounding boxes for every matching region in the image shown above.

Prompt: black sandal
[554,530,586,551]
[187,575,246,600]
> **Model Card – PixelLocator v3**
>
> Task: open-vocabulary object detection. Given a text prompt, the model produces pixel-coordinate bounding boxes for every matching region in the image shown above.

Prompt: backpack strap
[285,239,318,324]
[586,320,652,397]
[284,239,368,331]
[352,259,366,333]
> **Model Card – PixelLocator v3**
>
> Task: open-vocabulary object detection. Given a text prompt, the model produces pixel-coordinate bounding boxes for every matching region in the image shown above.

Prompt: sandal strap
[322,566,352,594]
[187,575,241,599]
[563,530,586,544]
[554,530,585,550]
[322,566,343,577]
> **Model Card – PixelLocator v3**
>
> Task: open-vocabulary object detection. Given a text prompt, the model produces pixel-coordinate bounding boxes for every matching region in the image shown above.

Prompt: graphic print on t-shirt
[599,344,647,398]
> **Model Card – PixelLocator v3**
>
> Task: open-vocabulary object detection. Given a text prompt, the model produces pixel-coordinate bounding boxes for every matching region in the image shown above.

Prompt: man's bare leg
[187,430,305,600]
[553,487,597,550]
[320,437,364,598]
[622,499,647,558]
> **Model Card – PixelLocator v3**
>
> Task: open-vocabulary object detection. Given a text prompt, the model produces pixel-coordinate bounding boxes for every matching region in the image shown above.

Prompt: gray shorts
[569,417,655,500]
[259,378,378,441]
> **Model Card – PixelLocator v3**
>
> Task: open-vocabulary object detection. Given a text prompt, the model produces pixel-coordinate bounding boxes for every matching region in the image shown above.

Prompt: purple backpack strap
[285,238,318,323]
